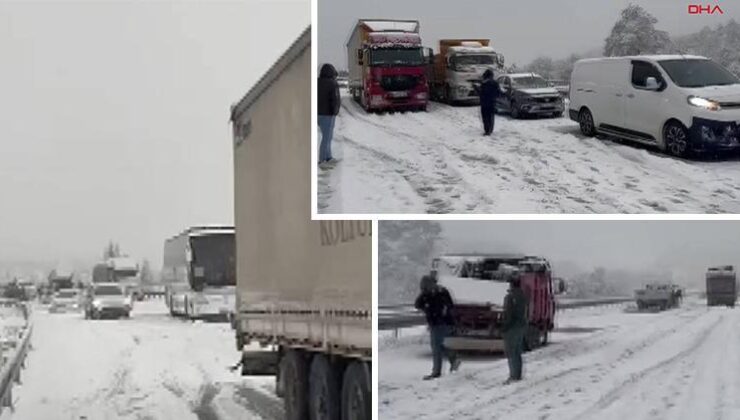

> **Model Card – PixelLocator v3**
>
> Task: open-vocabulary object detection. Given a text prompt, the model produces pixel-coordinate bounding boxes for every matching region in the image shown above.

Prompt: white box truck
[229,27,371,420]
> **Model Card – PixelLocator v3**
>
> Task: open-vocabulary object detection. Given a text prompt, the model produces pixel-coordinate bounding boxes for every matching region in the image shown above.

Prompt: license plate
[389,91,408,98]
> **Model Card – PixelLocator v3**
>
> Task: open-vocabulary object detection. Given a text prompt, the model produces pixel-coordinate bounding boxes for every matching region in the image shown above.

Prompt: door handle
[626,93,635,98]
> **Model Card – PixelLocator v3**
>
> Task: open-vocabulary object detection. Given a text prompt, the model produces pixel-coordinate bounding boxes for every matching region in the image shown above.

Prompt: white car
[49,289,81,313]
[569,55,740,157]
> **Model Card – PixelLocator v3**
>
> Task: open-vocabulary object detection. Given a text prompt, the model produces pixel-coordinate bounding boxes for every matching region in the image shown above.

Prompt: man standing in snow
[502,274,527,383]
[414,274,461,380]
[478,69,501,135]
[317,63,341,170]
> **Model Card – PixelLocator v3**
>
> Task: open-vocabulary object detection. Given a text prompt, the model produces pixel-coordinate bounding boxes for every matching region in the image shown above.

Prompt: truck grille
[380,75,420,92]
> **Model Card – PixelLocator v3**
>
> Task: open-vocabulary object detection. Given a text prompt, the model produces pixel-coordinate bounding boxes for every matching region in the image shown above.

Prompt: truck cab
[348,20,429,112]
[429,39,504,104]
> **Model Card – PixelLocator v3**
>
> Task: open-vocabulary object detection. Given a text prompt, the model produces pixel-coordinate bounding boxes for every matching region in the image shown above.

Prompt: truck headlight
[688,96,721,111]
[93,299,102,307]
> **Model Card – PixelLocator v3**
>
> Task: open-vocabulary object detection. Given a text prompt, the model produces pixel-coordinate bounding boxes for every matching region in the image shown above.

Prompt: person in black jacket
[479,69,501,135]
[317,63,341,168]
[502,274,528,383]
[414,274,461,380]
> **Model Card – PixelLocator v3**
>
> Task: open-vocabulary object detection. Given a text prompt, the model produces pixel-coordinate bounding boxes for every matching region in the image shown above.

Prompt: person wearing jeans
[317,63,340,168]
[415,274,461,380]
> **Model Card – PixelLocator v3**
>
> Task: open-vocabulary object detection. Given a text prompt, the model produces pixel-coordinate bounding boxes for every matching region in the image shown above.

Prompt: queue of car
[46,282,133,320]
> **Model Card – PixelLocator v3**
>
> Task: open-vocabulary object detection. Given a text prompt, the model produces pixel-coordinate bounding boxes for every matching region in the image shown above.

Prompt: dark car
[84,283,131,319]
[496,73,564,118]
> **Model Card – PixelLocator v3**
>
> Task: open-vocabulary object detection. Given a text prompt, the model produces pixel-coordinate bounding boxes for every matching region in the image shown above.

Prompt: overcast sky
[440,221,740,284]
[318,0,737,68]
[0,0,309,268]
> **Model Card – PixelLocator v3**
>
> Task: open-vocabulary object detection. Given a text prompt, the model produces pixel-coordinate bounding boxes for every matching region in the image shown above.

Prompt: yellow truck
[429,39,504,104]
[230,27,371,420]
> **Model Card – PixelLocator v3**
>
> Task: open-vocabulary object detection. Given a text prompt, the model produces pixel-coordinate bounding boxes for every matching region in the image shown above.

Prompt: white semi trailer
[229,26,371,420]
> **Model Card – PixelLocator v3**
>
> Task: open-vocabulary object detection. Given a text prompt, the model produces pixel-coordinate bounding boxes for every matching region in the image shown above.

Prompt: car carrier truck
[432,254,557,352]
[347,19,428,112]
[230,27,371,420]
[706,265,737,307]
[428,39,504,104]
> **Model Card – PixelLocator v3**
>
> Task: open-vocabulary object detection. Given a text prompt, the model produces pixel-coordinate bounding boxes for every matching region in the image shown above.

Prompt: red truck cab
[432,254,556,352]
[347,20,429,112]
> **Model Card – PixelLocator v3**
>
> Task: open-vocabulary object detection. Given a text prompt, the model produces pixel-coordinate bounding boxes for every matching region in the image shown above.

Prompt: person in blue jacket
[479,69,501,135]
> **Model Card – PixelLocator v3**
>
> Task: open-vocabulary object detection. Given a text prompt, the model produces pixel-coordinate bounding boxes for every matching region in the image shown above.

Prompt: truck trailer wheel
[341,361,370,420]
[282,350,309,420]
[309,354,340,420]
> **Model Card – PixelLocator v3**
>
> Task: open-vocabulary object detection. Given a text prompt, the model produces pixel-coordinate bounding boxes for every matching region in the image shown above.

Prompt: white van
[569,55,740,157]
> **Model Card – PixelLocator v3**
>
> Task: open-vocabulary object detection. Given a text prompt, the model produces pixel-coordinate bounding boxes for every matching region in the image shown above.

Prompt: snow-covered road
[3,300,281,420]
[379,298,740,419]
[318,97,740,213]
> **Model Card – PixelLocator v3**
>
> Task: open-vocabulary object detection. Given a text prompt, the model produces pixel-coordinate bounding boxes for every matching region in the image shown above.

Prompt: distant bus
[162,226,235,319]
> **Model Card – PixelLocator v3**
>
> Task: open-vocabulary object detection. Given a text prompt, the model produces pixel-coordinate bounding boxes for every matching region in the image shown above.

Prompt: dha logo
[688,4,725,14]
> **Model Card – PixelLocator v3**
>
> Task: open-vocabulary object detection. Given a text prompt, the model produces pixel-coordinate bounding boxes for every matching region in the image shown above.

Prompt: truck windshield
[658,59,739,88]
[95,285,123,296]
[114,270,137,281]
[369,48,424,67]
[512,76,550,89]
[57,290,77,298]
[189,233,236,290]
[452,54,495,68]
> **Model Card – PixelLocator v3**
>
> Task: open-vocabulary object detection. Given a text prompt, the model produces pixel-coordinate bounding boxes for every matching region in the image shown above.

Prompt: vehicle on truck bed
[84,283,131,319]
[496,73,564,118]
[162,225,235,320]
[428,39,504,104]
[634,283,682,310]
[347,19,428,112]
[432,253,557,352]
[230,27,371,420]
[706,265,737,307]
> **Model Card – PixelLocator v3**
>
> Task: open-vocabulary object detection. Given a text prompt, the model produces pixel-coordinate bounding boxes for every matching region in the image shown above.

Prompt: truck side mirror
[645,77,660,91]
[425,48,434,65]
[357,49,363,66]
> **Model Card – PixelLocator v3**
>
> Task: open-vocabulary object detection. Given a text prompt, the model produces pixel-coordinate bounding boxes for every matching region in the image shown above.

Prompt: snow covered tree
[378,221,444,305]
[604,5,669,56]
[673,19,740,77]
[140,259,153,284]
[103,241,122,259]
[527,56,555,79]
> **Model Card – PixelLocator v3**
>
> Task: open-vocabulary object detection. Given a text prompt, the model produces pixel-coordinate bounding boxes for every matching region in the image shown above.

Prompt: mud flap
[241,351,279,376]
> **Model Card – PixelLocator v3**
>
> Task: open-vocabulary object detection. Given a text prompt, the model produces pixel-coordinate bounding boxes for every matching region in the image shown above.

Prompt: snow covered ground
[2,300,281,420]
[318,96,740,213]
[380,297,740,419]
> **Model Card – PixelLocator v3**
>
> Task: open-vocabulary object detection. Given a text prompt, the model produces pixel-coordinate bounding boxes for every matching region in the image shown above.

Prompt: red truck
[431,254,557,352]
[347,19,429,112]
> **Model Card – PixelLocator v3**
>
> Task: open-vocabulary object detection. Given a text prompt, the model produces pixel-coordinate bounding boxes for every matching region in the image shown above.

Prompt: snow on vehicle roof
[448,46,497,54]
[577,55,707,64]
[439,275,508,306]
[366,32,421,47]
[361,20,418,33]
[507,72,544,78]
[188,228,234,237]
[107,257,137,271]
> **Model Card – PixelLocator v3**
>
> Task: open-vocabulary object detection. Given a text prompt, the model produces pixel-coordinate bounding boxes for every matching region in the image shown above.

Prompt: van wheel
[664,121,690,158]
[579,108,596,137]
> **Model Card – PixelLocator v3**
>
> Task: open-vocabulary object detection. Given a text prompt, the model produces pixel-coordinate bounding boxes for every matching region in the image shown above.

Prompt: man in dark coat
[502,274,528,383]
[478,69,501,135]
[317,63,341,168]
[414,274,461,380]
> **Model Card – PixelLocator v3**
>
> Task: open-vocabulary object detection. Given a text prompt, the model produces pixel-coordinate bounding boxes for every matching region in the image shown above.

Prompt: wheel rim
[580,111,593,134]
[666,125,687,156]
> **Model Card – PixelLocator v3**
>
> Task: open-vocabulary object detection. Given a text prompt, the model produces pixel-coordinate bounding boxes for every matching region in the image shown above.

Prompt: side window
[631,61,663,89]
